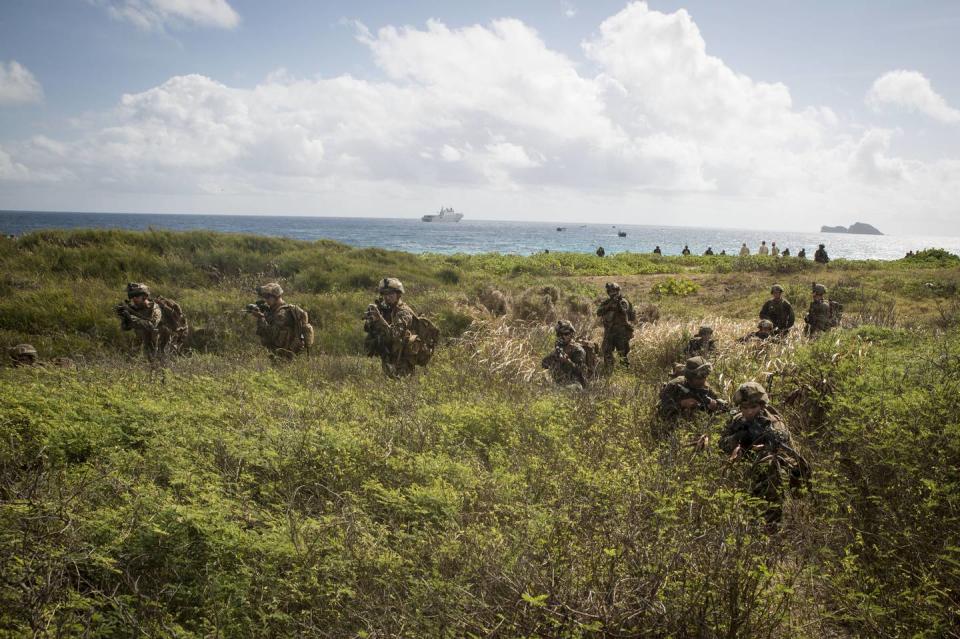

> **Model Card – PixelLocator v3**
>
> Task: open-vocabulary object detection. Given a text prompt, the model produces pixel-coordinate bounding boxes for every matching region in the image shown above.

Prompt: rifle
[680,384,728,412]
[245,299,270,315]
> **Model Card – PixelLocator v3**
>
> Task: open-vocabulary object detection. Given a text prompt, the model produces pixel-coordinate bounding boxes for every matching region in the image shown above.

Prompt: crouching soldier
[8,344,39,367]
[364,278,438,378]
[542,320,590,389]
[115,282,188,361]
[739,319,775,343]
[248,283,314,360]
[685,326,716,356]
[658,356,728,423]
[719,382,810,526]
[597,282,636,370]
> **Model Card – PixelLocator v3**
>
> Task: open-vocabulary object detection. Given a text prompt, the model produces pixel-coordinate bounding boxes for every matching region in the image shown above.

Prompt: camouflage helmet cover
[555,319,576,335]
[811,283,827,295]
[770,284,784,294]
[378,277,405,294]
[605,282,621,292]
[9,343,38,358]
[758,319,775,330]
[733,381,769,406]
[683,356,712,378]
[257,283,284,297]
[126,282,150,298]
[697,326,714,337]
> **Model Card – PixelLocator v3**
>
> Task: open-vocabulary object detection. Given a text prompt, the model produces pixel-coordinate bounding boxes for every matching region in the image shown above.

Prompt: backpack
[409,314,440,366]
[285,305,315,350]
[154,296,188,334]
[828,300,843,327]
[576,337,601,380]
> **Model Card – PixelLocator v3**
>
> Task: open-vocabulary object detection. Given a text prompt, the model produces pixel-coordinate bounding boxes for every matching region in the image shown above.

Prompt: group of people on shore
[643,243,830,262]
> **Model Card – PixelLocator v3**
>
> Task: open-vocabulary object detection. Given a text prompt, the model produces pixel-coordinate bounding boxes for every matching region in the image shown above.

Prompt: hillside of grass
[1,230,958,637]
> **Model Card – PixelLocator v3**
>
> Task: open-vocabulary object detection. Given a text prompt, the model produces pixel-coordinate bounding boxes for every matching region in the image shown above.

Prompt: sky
[1,0,959,235]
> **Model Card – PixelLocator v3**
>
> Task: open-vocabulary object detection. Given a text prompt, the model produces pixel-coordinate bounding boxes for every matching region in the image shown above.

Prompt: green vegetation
[1,230,959,637]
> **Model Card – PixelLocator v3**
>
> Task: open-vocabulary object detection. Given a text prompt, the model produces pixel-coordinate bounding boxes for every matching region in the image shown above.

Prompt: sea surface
[2,210,957,261]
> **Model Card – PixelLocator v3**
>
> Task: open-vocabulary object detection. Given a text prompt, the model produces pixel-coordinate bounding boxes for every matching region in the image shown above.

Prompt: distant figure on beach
[704,247,714,256]
[653,246,662,255]
[720,249,727,256]
[797,248,807,259]
[739,243,750,256]
[770,242,779,257]
[782,248,791,257]
[542,320,592,389]
[364,278,438,378]
[759,284,795,334]
[758,241,769,256]
[814,244,830,264]
[596,246,605,258]
[116,282,188,361]
[249,283,313,361]
[905,250,915,258]
[597,282,636,371]
[685,326,716,357]
[681,245,691,256]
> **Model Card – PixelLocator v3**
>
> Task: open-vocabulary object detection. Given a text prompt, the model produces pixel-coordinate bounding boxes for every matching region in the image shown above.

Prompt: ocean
[1,210,956,261]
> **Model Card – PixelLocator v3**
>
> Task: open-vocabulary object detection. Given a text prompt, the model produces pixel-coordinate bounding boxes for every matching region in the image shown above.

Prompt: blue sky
[1,1,959,234]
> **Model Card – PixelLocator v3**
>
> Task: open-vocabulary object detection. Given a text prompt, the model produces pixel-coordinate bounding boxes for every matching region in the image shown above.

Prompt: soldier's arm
[759,301,771,320]
[390,307,415,340]
[125,305,162,331]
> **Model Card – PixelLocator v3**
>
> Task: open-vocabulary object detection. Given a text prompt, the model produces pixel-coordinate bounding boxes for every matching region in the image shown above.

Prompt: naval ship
[422,207,464,222]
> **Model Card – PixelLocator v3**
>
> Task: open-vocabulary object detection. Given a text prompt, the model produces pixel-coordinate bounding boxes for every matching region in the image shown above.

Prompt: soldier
[658,356,727,421]
[115,282,187,361]
[739,319,775,342]
[8,344,39,367]
[653,246,662,255]
[681,245,691,256]
[704,246,714,256]
[541,320,589,389]
[782,247,791,257]
[814,243,830,264]
[597,282,636,370]
[804,283,832,336]
[685,326,716,356]
[797,248,807,260]
[248,282,314,360]
[364,277,436,378]
[759,284,795,334]
[719,381,809,525]
[596,246,605,258]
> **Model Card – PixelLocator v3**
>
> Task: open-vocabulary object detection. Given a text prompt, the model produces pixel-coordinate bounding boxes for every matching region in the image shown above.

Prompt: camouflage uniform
[720,382,808,525]
[739,319,775,343]
[814,244,829,264]
[657,356,727,422]
[542,320,588,389]
[685,326,716,356]
[8,344,39,367]
[759,285,795,333]
[117,283,165,360]
[804,283,832,336]
[364,278,418,378]
[597,282,635,369]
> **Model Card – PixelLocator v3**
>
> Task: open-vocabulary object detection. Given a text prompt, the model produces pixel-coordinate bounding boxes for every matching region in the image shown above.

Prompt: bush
[651,277,700,297]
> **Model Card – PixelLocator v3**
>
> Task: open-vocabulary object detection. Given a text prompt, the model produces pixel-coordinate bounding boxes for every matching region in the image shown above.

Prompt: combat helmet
[733,381,769,406]
[696,326,714,337]
[605,282,621,293]
[257,283,284,298]
[126,282,150,298]
[378,278,405,295]
[555,319,576,336]
[8,343,38,365]
[770,284,784,294]
[683,356,712,379]
[758,319,775,331]
[811,283,827,295]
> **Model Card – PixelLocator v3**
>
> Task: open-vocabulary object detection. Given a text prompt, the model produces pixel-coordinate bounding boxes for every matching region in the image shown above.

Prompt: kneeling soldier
[248,283,314,360]
[542,320,589,389]
[115,282,187,361]
[364,278,433,378]
[658,356,727,422]
[685,326,716,356]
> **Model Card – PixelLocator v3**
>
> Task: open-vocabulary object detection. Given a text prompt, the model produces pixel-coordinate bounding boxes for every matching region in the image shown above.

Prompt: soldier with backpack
[363,278,439,378]
[115,282,188,361]
[804,283,839,337]
[541,320,597,389]
[248,282,314,360]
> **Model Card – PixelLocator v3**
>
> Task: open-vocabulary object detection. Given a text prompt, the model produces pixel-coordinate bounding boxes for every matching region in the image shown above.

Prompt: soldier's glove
[114,304,130,318]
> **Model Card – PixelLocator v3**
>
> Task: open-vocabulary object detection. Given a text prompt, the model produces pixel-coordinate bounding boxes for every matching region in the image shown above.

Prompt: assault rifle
[678,384,729,413]
[245,299,270,315]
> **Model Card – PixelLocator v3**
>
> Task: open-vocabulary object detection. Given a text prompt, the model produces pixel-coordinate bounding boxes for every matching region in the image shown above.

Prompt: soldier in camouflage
[542,320,588,389]
[658,356,727,422]
[739,319,775,342]
[597,282,636,370]
[685,326,716,356]
[759,284,795,334]
[719,381,809,525]
[115,282,184,361]
[249,283,312,360]
[364,278,419,378]
[804,283,832,337]
[8,344,39,367]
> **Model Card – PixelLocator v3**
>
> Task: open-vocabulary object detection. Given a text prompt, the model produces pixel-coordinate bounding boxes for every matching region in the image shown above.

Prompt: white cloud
[93,0,240,31]
[867,70,960,124]
[561,2,577,19]
[0,61,43,105]
[1,2,959,234]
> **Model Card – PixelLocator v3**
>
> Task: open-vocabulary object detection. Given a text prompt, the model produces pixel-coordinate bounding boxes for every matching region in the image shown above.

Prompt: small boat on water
[618,231,627,237]
[556,227,566,231]
[422,207,464,222]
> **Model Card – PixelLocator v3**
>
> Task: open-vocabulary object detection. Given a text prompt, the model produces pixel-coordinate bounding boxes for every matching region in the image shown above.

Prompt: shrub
[651,277,700,297]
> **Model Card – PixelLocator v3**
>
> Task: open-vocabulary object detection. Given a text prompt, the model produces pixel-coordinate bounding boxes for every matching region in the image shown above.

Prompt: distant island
[821,222,883,235]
